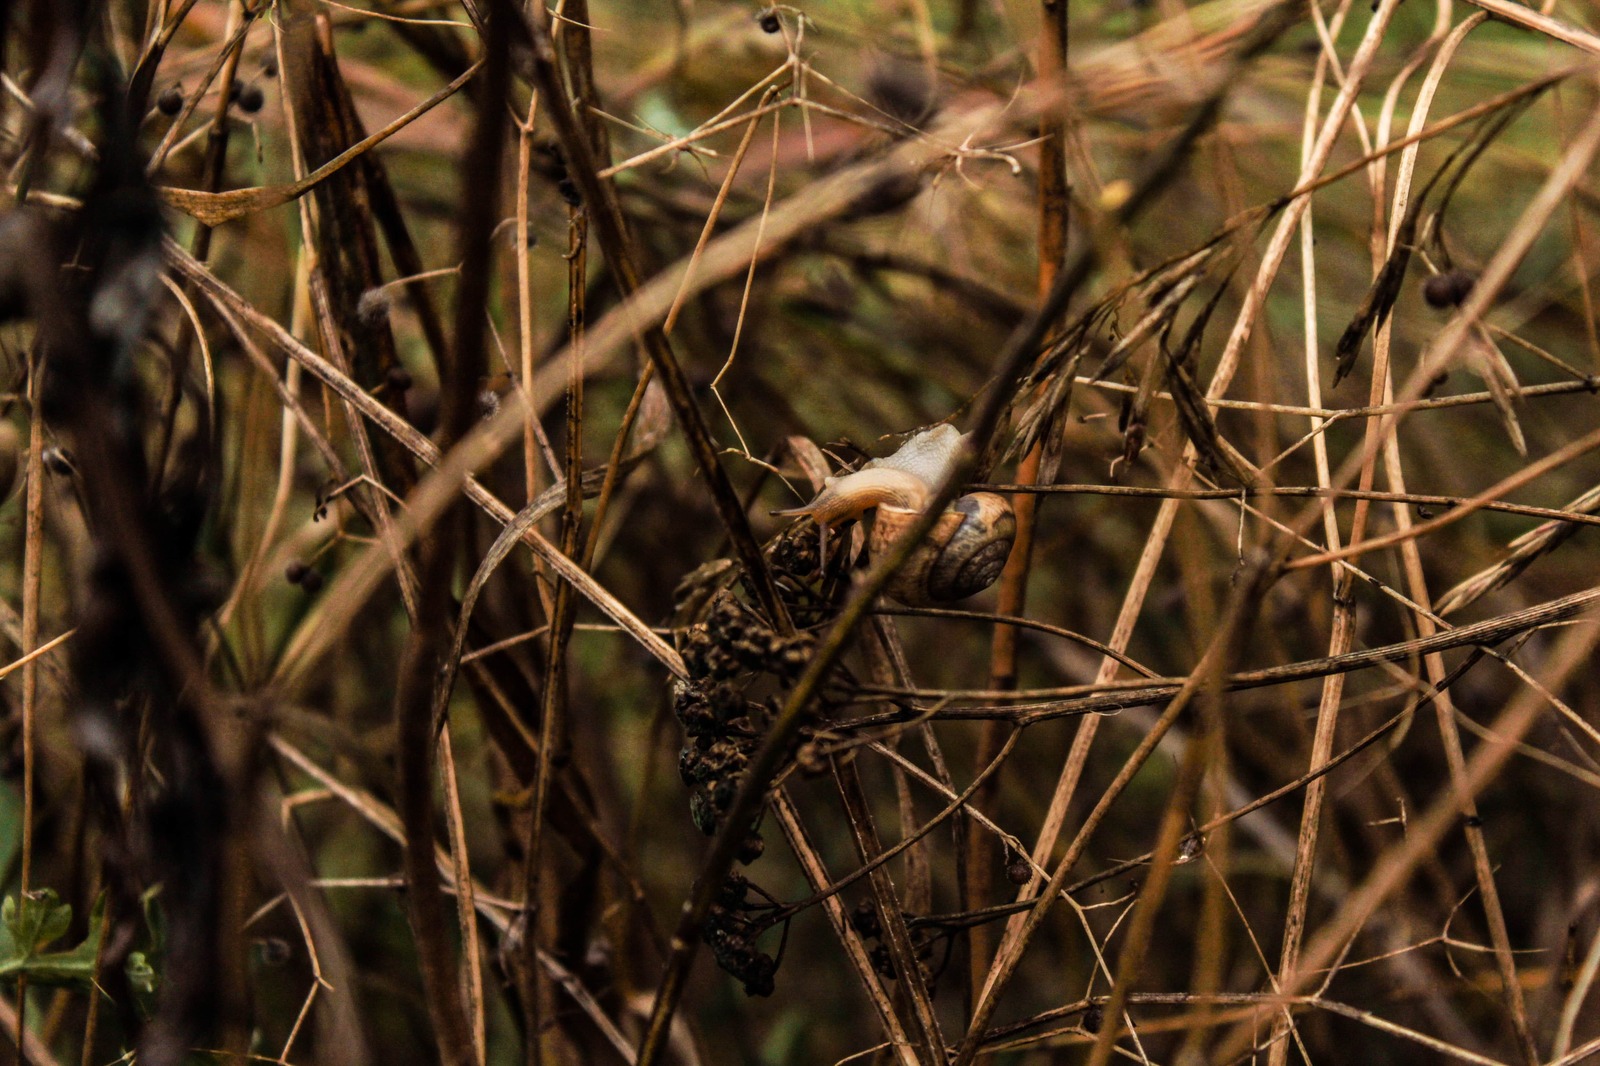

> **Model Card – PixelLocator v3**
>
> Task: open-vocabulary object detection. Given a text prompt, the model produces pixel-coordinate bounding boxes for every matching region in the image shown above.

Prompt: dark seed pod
[157,86,185,116]
[284,560,308,585]
[756,8,781,32]
[299,569,325,594]
[255,937,292,967]
[237,82,265,113]
[1423,269,1475,308]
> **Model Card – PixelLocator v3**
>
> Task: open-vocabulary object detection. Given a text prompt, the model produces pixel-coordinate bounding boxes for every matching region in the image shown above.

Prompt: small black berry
[1423,269,1475,308]
[299,569,325,594]
[157,86,184,116]
[757,8,781,32]
[237,83,265,113]
[284,560,308,585]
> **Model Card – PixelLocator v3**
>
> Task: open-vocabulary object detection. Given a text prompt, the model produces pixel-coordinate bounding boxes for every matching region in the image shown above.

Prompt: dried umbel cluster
[673,589,818,992]
[675,592,816,856]
[703,872,782,998]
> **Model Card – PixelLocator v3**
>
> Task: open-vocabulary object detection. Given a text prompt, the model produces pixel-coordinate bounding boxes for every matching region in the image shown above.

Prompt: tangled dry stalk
[0,0,1599,1064]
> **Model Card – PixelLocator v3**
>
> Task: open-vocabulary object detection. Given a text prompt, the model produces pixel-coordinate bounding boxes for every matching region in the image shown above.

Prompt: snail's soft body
[778,425,1015,606]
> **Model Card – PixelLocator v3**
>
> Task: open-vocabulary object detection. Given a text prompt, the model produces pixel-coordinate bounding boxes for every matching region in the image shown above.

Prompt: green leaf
[2,888,72,957]
[0,889,107,988]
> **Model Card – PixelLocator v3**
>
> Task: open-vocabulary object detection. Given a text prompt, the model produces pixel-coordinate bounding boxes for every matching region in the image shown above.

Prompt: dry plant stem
[165,243,686,678]
[1463,0,1600,54]
[980,992,1516,1064]
[1300,84,1600,527]
[844,585,1600,726]
[979,482,1600,528]
[157,58,485,226]
[982,0,1316,1019]
[391,4,511,1064]
[633,84,1145,1063]
[1267,5,1418,1055]
[516,90,541,501]
[832,761,946,1062]
[636,20,1280,1037]
[771,794,918,1066]
[439,729,487,1066]
[1211,614,1600,1063]
[885,607,1156,675]
[970,0,1069,1008]
[16,352,45,1066]
[663,86,778,336]
[776,730,1024,922]
[522,205,589,1066]
[1289,424,1600,570]
[0,630,73,683]
[284,22,421,627]
[522,9,793,634]
[151,0,248,491]
[1555,924,1600,1057]
[0,993,60,1066]
[268,735,639,1061]
[1362,13,1539,1060]
[1042,554,1262,1066]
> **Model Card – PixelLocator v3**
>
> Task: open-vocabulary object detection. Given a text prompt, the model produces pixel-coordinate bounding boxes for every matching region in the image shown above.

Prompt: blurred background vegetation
[1,0,1599,1063]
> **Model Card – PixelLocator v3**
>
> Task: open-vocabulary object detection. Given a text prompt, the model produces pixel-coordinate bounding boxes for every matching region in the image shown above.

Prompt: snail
[776,424,1016,606]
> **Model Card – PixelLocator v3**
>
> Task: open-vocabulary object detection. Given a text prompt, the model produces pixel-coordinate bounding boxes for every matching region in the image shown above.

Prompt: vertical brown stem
[393,3,510,1064]
[16,351,45,1066]
[524,204,588,1066]
[967,0,1068,1018]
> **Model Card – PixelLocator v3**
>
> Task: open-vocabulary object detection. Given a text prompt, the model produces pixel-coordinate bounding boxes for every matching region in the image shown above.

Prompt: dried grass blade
[157,59,482,226]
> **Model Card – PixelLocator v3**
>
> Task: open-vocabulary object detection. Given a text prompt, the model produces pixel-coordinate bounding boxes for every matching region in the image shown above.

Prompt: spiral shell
[869,492,1016,606]
[777,425,1015,605]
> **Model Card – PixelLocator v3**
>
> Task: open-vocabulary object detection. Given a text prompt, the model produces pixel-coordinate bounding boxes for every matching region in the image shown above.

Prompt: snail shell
[777,425,1015,605]
[869,493,1016,605]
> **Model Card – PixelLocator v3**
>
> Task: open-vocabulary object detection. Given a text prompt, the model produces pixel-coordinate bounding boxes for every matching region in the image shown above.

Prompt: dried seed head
[41,446,75,476]
[356,287,392,327]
